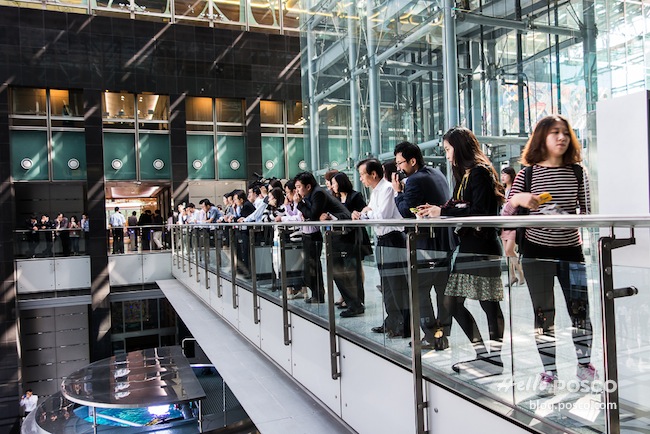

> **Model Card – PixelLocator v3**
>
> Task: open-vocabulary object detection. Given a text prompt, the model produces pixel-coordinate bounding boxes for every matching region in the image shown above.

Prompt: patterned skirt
[444,253,503,301]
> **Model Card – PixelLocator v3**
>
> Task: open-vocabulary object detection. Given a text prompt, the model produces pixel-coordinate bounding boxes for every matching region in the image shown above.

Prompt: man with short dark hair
[295,172,362,316]
[128,211,139,250]
[354,159,409,336]
[391,141,456,349]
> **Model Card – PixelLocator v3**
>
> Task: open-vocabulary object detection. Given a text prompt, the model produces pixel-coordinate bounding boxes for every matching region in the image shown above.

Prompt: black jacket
[298,185,351,221]
[395,165,456,253]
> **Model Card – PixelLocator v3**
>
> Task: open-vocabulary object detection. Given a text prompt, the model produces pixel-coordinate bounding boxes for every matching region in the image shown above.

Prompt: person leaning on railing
[501,114,595,394]
[418,127,505,374]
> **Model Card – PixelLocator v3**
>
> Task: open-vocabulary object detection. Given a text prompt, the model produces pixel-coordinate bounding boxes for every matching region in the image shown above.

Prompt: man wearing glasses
[391,141,456,350]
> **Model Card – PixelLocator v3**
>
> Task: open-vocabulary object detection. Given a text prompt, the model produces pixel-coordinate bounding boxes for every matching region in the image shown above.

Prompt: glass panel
[103,92,135,125]
[50,89,83,117]
[103,132,137,180]
[143,299,159,330]
[11,88,47,115]
[217,135,246,179]
[250,0,280,27]
[216,98,245,123]
[134,0,170,14]
[286,136,305,179]
[137,94,169,122]
[261,136,285,179]
[215,0,242,23]
[11,130,49,181]
[139,133,171,179]
[186,97,213,122]
[286,100,304,125]
[159,298,176,328]
[283,0,300,31]
[124,301,142,332]
[187,135,216,179]
[111,301,124,334]
[174,0,208,19]
[52,131,87,181]
[261,100,284,124]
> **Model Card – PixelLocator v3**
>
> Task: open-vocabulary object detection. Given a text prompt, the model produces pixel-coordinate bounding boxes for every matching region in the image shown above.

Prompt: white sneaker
[577,363,598,382]
[537,371,558,396]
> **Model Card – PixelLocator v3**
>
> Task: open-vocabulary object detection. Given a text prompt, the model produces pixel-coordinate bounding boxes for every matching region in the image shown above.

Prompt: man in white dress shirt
[353,159,410,337]
[109,207,126,254]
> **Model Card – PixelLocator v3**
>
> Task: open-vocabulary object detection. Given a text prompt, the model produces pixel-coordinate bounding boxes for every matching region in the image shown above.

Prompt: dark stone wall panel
[0,7,302,102]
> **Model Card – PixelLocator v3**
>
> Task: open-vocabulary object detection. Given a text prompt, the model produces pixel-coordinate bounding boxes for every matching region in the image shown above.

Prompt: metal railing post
[196,230,201,283]
[215,227,223,297]
[279,228,291,345]
[182,228,187,273]
[250,228,260,324]
[407,232,427,434]
[325,230,341,380]
[230,227,238,309]
[599,229,637,434]
[204,229,210,289]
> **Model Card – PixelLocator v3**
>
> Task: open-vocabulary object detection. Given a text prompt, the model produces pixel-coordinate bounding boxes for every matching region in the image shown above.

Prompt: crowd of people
[23,213,89,257]
[171,114,594,391]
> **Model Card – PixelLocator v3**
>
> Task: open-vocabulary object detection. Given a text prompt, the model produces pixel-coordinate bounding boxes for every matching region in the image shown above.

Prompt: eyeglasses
[395,159,407,166]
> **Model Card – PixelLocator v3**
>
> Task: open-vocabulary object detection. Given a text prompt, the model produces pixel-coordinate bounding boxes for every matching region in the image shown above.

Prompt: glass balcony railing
[169,215,649,434]
[14,228,89,259]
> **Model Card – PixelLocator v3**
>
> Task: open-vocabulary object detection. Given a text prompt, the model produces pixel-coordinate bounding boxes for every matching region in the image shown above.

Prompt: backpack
[515,164,584,246]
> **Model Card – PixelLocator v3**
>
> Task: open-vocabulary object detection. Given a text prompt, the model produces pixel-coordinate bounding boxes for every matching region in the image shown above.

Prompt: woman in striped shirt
[502,114,595,392]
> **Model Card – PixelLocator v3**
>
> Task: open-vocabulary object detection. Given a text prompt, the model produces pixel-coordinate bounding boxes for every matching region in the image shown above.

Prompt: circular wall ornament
[192,159,203,170]
[265,160,275,170]
[153,159,165,170]
[229,160,240,170]
[298,160,307,170]
[111,159,123,170]
[20,158,33,170]
[67,158,80,170]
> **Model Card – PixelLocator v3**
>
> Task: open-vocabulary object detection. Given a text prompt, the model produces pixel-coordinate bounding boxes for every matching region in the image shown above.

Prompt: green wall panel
[187,135,215,180]
[52,131,87,180]
[262,136,285,179]
[11,130,49,181]
[287,136,306,179]
[139,134,171,180]
[217,135,246,179]
[104,132,136,180]
[326,137,348,171]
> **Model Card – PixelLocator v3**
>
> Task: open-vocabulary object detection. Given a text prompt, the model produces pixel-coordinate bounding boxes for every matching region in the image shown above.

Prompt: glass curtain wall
[186,97,247,180]
[298,0,650,185]
[9,88,86,182]
[102,91,171,181]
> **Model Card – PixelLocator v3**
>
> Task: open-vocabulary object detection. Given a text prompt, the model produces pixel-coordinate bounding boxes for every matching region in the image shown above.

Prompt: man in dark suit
[295,172,363,317]
[392,141,456,349]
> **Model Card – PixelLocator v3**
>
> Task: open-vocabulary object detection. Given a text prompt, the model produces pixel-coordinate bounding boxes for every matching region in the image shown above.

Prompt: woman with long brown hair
[418,126,505,374]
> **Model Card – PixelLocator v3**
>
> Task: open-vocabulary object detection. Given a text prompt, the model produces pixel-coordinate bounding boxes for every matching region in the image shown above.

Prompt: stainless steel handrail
[158,214,650,230]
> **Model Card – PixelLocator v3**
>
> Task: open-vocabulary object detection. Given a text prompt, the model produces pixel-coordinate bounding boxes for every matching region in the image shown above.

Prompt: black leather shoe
[305,297,324,304]
[371,326,385,333]
[340,307,365,317]
[408,339,435,350]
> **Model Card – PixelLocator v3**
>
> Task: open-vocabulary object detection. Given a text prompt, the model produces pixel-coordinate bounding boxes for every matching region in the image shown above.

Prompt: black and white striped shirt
[502,165,590,247]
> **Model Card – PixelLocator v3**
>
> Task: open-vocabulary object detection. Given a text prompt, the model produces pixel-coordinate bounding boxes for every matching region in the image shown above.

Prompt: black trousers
[521,239,592,370]
[112,228,124,254]
[332,234,362,310]
[377,231,410,336]
[302,232,324,300]
[416,250,451,342]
